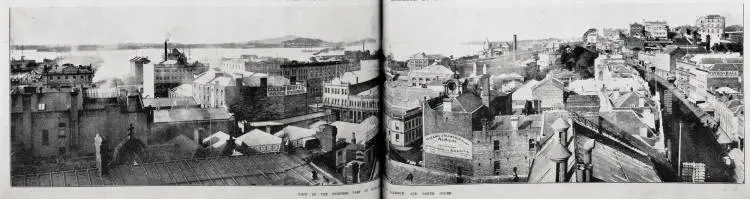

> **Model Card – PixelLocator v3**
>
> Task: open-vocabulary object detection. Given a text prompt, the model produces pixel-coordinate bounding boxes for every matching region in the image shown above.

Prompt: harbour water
[11,44,379,82]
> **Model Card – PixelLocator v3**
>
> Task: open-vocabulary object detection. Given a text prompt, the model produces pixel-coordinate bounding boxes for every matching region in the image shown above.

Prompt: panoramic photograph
[9,6,382,186]
[384,2,744,184]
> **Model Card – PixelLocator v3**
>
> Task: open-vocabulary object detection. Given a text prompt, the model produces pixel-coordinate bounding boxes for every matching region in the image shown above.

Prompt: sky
[10,6,379,45]
[385,2,744,45]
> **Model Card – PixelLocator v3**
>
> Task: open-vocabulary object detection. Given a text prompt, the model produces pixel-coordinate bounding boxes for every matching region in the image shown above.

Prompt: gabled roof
[274,126,317,140]
[410,64,455,76]
[166,134,200,154]
[202,131,231,148]
[237,129,282,146]
[451,92,484,113]
[611,92,641,108]
[531,76,564,91]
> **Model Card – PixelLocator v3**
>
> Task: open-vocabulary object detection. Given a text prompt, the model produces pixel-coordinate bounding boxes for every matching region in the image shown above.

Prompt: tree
[725,25,744,32]
[524,61,545,81]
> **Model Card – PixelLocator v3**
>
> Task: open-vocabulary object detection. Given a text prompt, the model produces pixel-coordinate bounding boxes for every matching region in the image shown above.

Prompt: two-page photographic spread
[5,0,748,198]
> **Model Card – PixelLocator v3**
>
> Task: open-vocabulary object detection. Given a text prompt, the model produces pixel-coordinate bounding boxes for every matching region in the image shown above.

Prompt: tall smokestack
[164,40,168,62]
[513,34,517,64]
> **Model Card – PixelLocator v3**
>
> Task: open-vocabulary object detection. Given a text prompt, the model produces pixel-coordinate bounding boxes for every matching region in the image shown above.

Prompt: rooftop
[274,126,317,141]
[11,153,331,186]
[236,129,282,146]
[153,108,233,123]
[331,116,379,145]
[142,97,198,109]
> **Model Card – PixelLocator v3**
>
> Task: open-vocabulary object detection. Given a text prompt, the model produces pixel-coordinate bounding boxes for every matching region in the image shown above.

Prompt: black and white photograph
[9,5,382,187]
[4,0,750,198]
[384,2,745,184]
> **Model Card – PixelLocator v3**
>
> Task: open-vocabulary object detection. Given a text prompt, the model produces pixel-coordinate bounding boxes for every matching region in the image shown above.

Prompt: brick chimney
[317,124,338,152]
[193,129,201,145]
[163,40,168,62]
[351,132,357,145]
[510,115,520,146]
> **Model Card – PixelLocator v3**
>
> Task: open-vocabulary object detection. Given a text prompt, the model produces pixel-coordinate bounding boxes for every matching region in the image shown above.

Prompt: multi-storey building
[677,54,743,102]
[152,41,209,97]
[279,60,356,102]
[322,63,381,123]
[707,92,744,148]
[643,20,669,39]
[385,81,440,147]
[40,64,95,87]
[10,85,238,161]
[220,58,248,73]
[421,78,540,177]
[192,68,257,108]
[638,52,672,79]
[228,73,328,133]
[408,63,455,87]
[697,15,726,47]
[10,86,149,159]
[630,23,645,38]
[407,52,429,71]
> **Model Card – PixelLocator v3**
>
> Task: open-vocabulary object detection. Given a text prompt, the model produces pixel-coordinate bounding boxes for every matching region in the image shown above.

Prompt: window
[529,139,535,149]
[38,103,46,110]
[395,134,400,141]
[493,140,500,151]
[42,130,50,146]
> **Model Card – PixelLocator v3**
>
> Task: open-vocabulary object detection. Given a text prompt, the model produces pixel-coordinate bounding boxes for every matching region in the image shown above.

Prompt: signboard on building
[423,133,472,159]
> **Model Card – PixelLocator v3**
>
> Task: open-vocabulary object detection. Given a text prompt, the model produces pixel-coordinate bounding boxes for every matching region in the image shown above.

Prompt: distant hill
[251,35,304,45]
[10,35,378,51]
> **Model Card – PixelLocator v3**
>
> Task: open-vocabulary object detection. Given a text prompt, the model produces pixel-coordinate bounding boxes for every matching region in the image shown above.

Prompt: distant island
[11,35,378,52]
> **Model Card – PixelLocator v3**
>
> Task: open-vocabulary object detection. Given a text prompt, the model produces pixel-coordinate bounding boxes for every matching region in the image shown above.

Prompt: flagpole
[678,121,683,179]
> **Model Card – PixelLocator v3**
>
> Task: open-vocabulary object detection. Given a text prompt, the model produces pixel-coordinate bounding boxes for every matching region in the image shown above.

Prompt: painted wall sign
[423,133,472,159]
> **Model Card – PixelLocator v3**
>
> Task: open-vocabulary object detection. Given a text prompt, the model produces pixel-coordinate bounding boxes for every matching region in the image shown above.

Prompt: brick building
[152,41,209,97]
[10,86,149,159]
[40,64,95,87]
[228,73,328,133]
[279,60,355,103]
[421,78,537,177]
